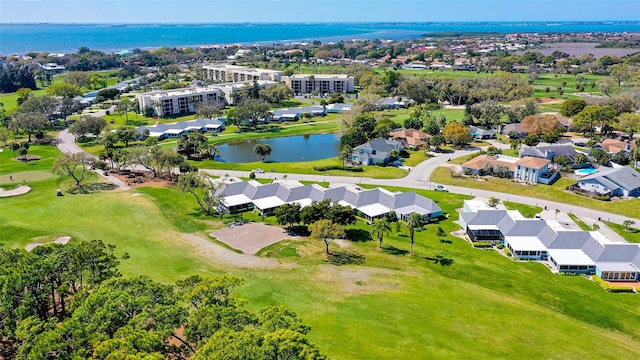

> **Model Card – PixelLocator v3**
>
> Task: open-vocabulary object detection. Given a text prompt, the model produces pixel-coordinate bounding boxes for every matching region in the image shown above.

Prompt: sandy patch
[333,239,352,249]
[181,233,286,269]
[0,185,31,197]
[26,236,71,252]
[210,223,299,255]
[315,265,399,296]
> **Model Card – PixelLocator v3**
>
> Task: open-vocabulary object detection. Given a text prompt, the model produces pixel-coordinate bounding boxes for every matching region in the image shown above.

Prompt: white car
[253,169,265,174]
[434,185,449,192]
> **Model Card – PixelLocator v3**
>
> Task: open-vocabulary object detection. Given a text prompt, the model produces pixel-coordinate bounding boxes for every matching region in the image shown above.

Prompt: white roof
[589,231,614,244]
[185,126,202,131]
[396,205,429,216]
[468,224,500,230]
[505,236,548,251]
[204,123,223,128]
[507,210,526,220]
[597,262,639,272]
[253,196,285,210]
[223,194,253,207]
[358,203,392,218]
[148,131,165,137]
[547,249,595,266]
[165,129,184,134]
[464,200,491,212]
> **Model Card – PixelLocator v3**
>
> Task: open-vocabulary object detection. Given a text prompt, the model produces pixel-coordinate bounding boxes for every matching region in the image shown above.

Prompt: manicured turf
[0,170,53,185]
[604,221,640,244]
[2,172,640,359]
[431,167,640,219]
[503,201,542,218]
[568,213,594,231]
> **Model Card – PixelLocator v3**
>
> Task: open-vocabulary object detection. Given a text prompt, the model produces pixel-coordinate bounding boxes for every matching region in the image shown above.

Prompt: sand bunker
[26,236,71,252]
[0,185,31,197]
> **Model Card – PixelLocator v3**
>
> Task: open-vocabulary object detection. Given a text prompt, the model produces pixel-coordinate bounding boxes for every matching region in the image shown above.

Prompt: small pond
[215,133,341,163]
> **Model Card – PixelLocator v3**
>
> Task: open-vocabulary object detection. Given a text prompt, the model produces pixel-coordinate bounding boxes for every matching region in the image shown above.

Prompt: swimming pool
[574,168,597,176]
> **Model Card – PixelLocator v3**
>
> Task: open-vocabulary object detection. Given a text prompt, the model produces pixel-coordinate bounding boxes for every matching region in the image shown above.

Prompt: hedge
[592,275,636,293]
[472,241,494,248]
[313,165,364,172]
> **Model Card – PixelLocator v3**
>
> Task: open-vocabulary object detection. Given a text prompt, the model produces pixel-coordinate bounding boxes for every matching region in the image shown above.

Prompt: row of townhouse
[216,180,442,222]
[459,200,640,282]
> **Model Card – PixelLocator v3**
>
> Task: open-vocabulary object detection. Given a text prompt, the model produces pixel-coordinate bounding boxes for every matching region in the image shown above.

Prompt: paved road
[56,130,130,189]
[57,129,638,225]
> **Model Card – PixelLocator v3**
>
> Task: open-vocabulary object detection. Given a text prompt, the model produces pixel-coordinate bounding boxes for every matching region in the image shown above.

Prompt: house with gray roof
[469,126,496,140]
[576,166,640,198]
[270,105,326,122]
[351,138,402,165]
[519,145,580,164]
[216,180,442,222]
[137,118,225,139]
[460,200,640,282]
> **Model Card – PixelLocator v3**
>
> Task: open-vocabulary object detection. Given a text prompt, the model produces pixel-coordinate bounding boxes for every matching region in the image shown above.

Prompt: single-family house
[502,123,526,139]
[389,128,431,149]
[519,144,580,164]
[461,155,517,176]
[514,157,558,184]
[576,166,640,197]
[596,139,636,154]
[374,97,412,110]
[469,126,496,140]
[352,138,402,165]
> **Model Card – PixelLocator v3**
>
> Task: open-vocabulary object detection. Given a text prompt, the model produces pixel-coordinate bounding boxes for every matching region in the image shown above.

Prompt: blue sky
[1,0,638,23]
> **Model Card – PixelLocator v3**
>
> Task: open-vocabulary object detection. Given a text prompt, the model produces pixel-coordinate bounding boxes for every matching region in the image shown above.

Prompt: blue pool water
[575,168,597,176]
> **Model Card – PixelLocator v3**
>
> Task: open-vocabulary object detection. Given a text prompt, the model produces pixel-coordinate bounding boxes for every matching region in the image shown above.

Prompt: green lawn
[194,157,408,179]
[603,221,640,244]
[503,201,542,218]
[2,177,640,358]
[431,167,640,219]
[568,213,594,231]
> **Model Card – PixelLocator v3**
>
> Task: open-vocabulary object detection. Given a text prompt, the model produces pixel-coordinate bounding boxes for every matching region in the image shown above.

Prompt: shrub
[496,243,504,249]
[472,241,494,248]
[503,247,511,257]
[105,110,110,115]
[249,171,256,179]
[592,275,636,293]
[313,165,364,172]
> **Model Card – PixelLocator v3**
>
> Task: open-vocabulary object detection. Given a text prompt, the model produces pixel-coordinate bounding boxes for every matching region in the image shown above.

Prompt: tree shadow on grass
[422,255,455,266]
[382,245,409,256]
[346,229,372,243]
[440,239,453,244]
[327,251,366,266]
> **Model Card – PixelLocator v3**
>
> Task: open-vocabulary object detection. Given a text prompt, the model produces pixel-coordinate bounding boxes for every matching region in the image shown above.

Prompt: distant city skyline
[1,0,639,23]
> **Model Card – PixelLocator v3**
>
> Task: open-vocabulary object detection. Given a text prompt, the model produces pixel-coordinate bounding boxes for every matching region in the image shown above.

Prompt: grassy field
[1,166,640,358]
[503,201,542,218]
[568,213,594,231]
[431,167,640,219]
[604,221,640,244]
[194,157,408,179]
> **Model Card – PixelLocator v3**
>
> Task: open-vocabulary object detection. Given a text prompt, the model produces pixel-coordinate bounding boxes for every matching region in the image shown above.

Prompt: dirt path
[0,185,31,197]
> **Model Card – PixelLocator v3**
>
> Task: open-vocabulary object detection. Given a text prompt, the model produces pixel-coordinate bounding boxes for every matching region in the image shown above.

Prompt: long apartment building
[136,80,275,117]
[203,64,283,83]
[283,74,354,94]
[136,87,223,117]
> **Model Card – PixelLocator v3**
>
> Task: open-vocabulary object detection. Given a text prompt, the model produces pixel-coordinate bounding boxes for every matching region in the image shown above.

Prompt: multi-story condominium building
[283,74,355,94]
[136,87,222,117]
[202,64,283,83]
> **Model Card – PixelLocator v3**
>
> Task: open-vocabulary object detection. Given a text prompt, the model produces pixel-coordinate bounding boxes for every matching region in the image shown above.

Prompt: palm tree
[370,218,391,250]
[406,213,425,256]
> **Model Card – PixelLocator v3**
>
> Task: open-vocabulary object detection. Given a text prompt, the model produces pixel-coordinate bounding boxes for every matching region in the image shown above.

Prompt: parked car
[574,141,587,147]
[434,185,449,192]
[253,169,265,174]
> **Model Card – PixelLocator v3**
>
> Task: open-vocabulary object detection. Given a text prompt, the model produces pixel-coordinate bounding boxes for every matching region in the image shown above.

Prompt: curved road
[57,129,638,225]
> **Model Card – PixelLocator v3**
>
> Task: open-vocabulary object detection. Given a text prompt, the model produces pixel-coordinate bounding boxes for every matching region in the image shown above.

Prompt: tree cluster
[1,245,325,360]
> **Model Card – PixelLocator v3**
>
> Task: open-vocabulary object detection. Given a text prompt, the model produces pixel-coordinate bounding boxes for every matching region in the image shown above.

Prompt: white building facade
[283,74,354,94]
[203,64,283,83]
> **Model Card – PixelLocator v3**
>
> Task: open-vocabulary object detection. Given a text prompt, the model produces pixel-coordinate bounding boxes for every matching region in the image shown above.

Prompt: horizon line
[2,20,640,25]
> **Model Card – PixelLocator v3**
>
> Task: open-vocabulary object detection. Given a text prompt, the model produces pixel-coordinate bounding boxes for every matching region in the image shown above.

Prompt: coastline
[1,21,639,55]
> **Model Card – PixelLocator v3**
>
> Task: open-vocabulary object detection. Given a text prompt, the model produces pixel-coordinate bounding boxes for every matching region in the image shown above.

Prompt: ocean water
[1,22,639,55]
